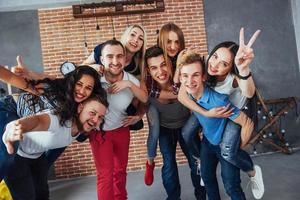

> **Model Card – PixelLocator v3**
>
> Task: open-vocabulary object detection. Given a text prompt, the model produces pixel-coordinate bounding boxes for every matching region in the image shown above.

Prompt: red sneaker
[144,161,155,186]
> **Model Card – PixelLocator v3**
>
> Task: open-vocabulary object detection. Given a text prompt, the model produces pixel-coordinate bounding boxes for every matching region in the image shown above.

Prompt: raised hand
[204,104,234,118]
[11,55,30,78]
[235,28,261,76]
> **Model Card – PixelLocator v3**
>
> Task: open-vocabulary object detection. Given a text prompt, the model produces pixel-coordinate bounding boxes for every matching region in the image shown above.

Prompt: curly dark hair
[26,65,107,126]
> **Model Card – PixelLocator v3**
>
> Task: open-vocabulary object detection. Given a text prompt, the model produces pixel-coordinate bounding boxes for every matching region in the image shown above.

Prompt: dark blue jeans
[5,154,49,200]
[201,137,246,200]
[159,126,206,200]
[181,114,202,159]
[0,95,19,181]
[220,120,254,173]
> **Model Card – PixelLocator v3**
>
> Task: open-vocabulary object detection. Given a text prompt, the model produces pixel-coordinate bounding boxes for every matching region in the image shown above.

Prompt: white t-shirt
[214,73,247,109]
[100,71,140,131]
[3,112,76,159]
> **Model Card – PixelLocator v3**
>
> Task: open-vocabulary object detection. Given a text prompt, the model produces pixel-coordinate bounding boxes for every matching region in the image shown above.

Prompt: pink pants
[89,127,130,200]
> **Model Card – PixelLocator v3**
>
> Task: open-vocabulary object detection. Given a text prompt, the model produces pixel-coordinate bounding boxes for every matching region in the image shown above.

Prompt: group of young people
[0,22,265,200]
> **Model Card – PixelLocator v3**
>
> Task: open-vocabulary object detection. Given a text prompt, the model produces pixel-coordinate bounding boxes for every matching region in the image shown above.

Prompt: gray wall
[203,0,300,150]
[203,0,300,99]
[0,10,43,93]
[292,0,300,72]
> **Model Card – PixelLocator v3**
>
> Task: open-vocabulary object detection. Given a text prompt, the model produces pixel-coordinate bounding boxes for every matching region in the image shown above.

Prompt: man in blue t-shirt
[177,51,251,200]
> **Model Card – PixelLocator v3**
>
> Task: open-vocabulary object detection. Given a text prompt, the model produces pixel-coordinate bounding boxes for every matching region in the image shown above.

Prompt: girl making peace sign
[178,28,265,200]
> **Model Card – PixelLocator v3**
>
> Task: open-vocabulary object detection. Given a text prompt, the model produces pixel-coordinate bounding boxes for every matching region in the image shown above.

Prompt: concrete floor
[49,149,300,200]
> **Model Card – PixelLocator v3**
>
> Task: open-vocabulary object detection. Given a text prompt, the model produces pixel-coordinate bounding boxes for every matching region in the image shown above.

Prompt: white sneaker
[200,178,205,186]
[250,165,265,199]
[193,156,205,186]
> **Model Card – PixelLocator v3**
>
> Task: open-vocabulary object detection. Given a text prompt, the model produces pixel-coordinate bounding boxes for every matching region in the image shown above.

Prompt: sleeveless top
[214,73,247,109]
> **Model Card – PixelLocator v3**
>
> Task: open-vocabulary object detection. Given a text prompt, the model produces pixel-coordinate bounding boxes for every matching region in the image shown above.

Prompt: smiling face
[73,74,95,103]
[78,100,107,132]
[180,62,205,98]
[125,27,144,54]
[101,44,125,77]
[166,31,180,58]
[207,47,234,80]
[147,54,171,87]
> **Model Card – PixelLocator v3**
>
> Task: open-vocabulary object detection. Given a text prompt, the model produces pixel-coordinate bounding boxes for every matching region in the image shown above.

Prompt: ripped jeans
[220,120,253,173]
[182,114,254,173]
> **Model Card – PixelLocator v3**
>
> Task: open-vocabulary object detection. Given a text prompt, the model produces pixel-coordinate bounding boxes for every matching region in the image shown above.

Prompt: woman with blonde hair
[83,24,147,79]
[83,24,147,132]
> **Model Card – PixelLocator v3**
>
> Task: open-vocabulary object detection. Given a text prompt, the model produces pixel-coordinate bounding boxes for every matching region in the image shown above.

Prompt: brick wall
[38,0,208,179]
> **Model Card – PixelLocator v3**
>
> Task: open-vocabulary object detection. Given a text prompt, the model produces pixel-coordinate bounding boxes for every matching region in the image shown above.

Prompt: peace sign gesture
[235,28,261,75]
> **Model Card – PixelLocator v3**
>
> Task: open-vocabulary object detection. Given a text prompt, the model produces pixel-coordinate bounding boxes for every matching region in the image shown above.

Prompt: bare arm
[234,28,260,98]
[178,85,207,115]
[82,51,96,65]
[0,65,39,95]
[233,111,254,148]
[178,85,234,118]
[109,80,148,103]
[128,81,148,103]
[235,75,256,98]
[18,113,51,133]
[2,113,51,154]
[12,55,54,80]
[82,52,104,75]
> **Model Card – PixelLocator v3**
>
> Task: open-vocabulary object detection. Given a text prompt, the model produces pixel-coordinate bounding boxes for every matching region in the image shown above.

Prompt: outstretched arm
[2,113,51,154]
[178,85,233,118]
[0,65,39,95]
[12,55,55,80]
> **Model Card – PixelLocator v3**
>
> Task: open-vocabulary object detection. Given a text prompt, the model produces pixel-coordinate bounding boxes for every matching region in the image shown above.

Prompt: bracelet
[150,87,161,98]
[236,72,252,80]
[172,82,180,95]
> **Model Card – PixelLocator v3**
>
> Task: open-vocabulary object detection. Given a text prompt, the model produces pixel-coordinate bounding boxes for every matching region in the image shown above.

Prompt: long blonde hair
[120,24,147,79]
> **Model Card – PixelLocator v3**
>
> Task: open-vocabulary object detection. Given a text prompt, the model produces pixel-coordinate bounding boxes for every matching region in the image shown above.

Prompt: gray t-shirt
[150,98,190,129]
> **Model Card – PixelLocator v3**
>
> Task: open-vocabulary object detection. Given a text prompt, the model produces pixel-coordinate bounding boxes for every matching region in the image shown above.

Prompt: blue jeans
[220,120,254,173]
[0,95,19,181]
[159,126,206,200]
[201,137,246,200]
[181,114,202,158]
[146,103,160,159]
